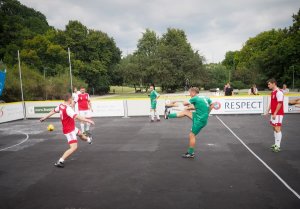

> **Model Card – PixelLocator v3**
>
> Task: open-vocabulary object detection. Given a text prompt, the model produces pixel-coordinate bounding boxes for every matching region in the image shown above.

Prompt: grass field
[109,86,162,94]
[97,87,300,100]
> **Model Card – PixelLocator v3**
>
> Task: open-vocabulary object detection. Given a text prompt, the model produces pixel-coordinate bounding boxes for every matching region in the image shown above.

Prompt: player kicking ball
[40,93,95,168]
[165,87,214,158]
[149,84,160,122]
[265,78,284,153]
[74,87,93,136]
[164,100,185,119]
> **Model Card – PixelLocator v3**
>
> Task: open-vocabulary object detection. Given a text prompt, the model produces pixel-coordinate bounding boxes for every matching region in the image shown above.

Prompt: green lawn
[109,86,162,94]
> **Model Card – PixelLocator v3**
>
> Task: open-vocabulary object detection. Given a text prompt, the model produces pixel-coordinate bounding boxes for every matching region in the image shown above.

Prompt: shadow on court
[0,115,299,209]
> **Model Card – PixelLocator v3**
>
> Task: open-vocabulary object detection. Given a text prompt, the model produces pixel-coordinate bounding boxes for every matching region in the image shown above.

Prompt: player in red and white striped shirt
[265,78,284,152]
[40,93,95,168]
[74,87,93,135]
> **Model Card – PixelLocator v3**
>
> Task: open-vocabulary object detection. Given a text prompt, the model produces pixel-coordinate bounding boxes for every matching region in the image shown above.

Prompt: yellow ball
[47,124,55,131]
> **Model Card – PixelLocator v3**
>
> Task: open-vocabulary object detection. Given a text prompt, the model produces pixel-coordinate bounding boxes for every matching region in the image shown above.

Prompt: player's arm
[88,100,93,111]
[155,92,160,101]
[273,103,282,117]
[40,110,57,122]
[75,115,95,125]
[209,104,214,113]
[66,106,94,125]
[208,98,214,113]
[88,94,93,111]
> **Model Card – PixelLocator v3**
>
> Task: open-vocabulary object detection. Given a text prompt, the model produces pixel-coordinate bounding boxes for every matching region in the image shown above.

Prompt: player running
[165,87,214,158]
[74,87,93,135]
[40,93,94,168]
[265,78,284,152]
[149,84,160,122]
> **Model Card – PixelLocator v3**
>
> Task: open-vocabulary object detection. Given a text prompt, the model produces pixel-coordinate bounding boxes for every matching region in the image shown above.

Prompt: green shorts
[191,113,208,135]
[151,101,157,109]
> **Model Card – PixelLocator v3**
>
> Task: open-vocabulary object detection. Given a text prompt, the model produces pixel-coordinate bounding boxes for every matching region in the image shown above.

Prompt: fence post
[122,100,130,118]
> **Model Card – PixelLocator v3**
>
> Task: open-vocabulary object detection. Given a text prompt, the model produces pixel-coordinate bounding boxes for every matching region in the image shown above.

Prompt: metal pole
[292,66,295,90]
[68,47,73,92]
[17,50,26,119]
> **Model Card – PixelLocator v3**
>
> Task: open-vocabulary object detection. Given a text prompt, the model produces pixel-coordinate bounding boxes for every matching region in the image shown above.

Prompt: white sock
[80,123,85,132]
[59,158,64,163]
[275,132,282,147]
[151,111,154,120]
[86,123,90,131]
[87,137,91,143]
[155,111,160,120]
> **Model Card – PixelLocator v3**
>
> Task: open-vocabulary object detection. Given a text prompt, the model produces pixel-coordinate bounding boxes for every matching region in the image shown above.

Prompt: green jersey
[189,95,212,121]
[150,90,159,102]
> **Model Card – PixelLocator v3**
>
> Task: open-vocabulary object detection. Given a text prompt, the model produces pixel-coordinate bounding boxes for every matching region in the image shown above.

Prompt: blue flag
[0,69,6,96]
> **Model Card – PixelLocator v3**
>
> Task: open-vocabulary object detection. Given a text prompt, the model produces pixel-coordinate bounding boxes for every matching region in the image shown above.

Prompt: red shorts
[270,115,284,127]
[64,128,81,144]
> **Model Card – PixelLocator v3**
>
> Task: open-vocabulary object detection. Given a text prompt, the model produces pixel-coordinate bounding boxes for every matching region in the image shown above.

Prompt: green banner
[34,106,56,114]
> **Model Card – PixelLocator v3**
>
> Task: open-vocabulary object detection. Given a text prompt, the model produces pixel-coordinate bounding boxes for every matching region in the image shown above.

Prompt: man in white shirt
[282,84,289,94]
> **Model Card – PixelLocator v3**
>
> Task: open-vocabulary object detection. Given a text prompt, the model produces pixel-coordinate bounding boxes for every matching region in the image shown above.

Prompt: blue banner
[0,69,6,96]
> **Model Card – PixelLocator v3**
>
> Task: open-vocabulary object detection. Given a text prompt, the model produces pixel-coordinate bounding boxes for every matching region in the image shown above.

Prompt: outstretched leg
[169,110,192,120]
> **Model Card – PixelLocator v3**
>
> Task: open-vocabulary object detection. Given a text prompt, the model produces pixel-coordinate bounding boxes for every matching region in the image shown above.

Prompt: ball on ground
[47,124,54,131]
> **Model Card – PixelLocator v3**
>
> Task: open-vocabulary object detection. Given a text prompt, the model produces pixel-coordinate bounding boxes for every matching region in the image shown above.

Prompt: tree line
[0,0,299,102]
[0,0,121,101]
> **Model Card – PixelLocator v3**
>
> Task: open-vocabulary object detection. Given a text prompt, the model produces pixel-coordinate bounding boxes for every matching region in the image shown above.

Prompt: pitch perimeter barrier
[0,96,299,123]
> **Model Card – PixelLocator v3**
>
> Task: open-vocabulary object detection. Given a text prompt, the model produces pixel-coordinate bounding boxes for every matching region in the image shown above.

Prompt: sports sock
[188,147,194,154]
[59,158,64,163]
[168,113,177,118]
[86,123,90,131]
[80,123,85,133]
[155,112,160,120]
[151,111,155,120]
[275,132,282,147]
[87,137,91,143]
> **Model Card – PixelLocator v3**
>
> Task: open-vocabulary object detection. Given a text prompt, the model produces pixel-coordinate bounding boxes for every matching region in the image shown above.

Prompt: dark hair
[63,93,72,101]
[267,78,277,85]
[189,87,199,94]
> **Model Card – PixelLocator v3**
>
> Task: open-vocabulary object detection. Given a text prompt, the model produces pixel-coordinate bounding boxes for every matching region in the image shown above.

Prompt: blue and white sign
[0,69,6,96]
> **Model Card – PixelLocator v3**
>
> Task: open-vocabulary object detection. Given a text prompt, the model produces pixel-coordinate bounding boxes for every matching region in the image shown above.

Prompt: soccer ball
[165,99,171,105]
[47,124,54,131]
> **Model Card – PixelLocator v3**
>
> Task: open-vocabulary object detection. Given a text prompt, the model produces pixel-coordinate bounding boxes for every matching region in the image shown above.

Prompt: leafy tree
[0,0,50,64]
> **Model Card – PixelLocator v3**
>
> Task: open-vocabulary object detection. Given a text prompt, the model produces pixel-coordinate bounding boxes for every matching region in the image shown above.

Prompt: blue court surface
[0,115,299,209]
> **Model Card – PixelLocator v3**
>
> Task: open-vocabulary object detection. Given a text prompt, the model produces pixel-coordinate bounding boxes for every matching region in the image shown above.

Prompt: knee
[189,132,195,138]
[70,144,78,151]
[274,127,281,133]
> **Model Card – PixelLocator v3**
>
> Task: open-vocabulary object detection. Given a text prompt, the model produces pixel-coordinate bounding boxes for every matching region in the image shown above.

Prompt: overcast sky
[19,0,300,63]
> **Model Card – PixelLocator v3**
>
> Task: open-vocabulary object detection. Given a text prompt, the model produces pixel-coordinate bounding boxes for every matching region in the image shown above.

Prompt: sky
[19,0,300,63]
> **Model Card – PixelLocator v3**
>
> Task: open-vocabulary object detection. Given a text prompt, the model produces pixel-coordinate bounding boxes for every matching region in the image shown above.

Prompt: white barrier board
[92,100,124,117]
[127,100,166,116]
[211,97,264,114]
[0,102,24,123]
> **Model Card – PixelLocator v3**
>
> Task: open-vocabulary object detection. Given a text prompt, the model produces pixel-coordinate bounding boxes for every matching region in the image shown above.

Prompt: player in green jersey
[166,87,214,158]
[149,84,160,122]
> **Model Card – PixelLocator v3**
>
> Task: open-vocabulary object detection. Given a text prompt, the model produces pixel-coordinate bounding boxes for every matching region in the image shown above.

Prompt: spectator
[282,84,289,94]
[225,83,233,96]
[248,84,259,95]
[223,83,228,93]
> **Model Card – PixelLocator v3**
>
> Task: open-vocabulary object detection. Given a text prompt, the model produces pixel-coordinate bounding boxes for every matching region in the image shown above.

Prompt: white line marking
[0,131,29,152]
[216,116,300,200]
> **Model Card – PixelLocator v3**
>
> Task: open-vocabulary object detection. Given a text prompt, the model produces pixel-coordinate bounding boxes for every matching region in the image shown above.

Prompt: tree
[0,0,50,64]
